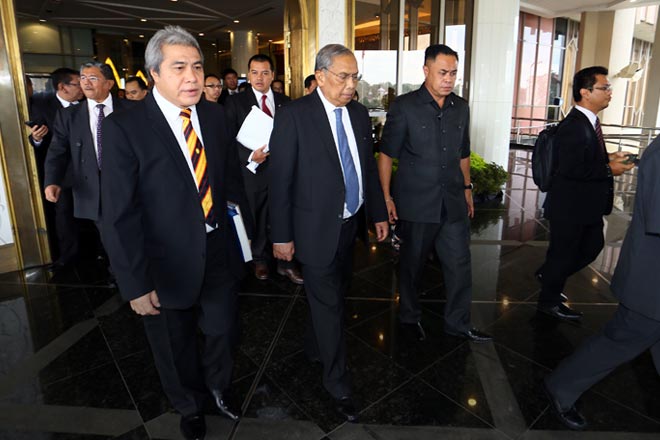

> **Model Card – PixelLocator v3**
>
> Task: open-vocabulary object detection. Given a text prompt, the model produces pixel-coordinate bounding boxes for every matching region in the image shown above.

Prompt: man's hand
[30,124,48,143]
[130,290,161,316]
[44,184,62,203]
[374,221,389,242]
[385,199,398,224]
[252,145,270,164]
[274,242,295,261]
[608,151,635,176]
[465,190,474,218]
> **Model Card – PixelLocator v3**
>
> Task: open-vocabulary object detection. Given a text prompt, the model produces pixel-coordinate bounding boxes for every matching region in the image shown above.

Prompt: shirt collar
[87,94,113,112]
[251,86,273,103]
[55,93,76,108]
[316,86,345,115]
[152,85,197,124]
[419,84,455,109]
[574,105,598,128]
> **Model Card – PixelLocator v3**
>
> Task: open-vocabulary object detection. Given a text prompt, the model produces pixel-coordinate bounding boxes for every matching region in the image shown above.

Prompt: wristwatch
[464,183,474,190]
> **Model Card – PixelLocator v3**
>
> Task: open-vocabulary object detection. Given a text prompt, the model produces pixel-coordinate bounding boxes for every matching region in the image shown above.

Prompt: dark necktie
[334,108,359,215]
[595,117,607,157]
[261,94,273,117]
[96,104,105,169]
[180,108,216,228]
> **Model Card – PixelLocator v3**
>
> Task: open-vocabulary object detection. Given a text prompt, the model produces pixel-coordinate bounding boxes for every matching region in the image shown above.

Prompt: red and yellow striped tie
[180,108,216,227]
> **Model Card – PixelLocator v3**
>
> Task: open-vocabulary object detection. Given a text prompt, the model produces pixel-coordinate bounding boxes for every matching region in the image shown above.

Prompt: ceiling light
[39,19,46,22]
[198,32,204,36]
[139,34,144,38]
[268,39,273,42]
[140,18,147,22]
[233,19,240,23]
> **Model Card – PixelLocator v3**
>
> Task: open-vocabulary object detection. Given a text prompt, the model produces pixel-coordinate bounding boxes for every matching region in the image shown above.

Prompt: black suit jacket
[224,89,290,192]
[545,107,613,224]
[44,96,131,221]
[100,93,252,307]
[218,88,231,105]
[269,90,388,267]
[29,93,70,184]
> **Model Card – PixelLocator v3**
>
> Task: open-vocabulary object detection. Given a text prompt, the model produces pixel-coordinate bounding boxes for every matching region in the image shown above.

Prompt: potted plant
[469,151,508,204]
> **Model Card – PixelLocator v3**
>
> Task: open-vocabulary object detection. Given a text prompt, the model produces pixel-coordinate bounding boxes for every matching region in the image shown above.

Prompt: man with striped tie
[101,26,252,440]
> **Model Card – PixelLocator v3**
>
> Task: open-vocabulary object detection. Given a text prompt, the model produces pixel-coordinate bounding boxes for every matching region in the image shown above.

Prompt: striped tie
[595,117,607,157]
[180,108,216,228]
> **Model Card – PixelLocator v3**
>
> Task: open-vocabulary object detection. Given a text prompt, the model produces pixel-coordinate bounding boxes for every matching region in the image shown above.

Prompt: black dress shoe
[277,266,304,284]
[400,321,427,341]
[543,382,587,430]
[446,328,493,343]
[335,396,358,423]
[210,389,241,421]
[254,262,269,280]
[180,413,206,440]
[538,303,583,320]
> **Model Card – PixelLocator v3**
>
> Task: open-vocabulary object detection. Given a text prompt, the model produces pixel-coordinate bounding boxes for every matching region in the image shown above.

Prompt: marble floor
[0,149,658,439]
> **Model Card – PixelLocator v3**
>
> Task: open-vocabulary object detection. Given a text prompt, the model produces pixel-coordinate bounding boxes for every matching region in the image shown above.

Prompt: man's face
[224,73,238,91]
[272,80,284,94]
[58,74,84,102]
[203,76,222,101]
[582,74,612,112]
[316,53,359,107]
[125,81,147,101]
[305,79,318,95]
[151,44,204,109]
[80,67,114,103]
[248,60,273,94]
[423,54,458,101]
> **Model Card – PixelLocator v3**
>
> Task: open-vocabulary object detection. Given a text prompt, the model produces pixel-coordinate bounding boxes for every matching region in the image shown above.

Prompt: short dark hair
[304,74,316,89]
[204,73,220,82]
[50,67,79,90]
[222,68,237,79]
[424,44,459,64]
[248,54,274,72]
[572,66,608,102]
[126,76,148,90]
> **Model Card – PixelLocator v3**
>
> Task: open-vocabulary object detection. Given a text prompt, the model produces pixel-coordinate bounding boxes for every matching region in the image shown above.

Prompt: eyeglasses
[80,75,100,83]
[205,84,222,89]
[323,68,362,83]
[591,85,612,92]
[65,82,80,87]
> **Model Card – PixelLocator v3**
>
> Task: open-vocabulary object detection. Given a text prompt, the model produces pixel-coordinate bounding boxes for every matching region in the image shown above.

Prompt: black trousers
[52,188,79,264]
[398,216,472,333]
[538,219,604,307]
[546,304,660,409]
[142,229,240,416]
[302,216,358,399]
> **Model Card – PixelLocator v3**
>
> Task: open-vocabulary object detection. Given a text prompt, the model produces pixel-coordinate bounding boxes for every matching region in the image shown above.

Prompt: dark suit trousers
[398,216,472,333]
[52,187,79,264]
[538,219,604,307]
[546,304,660,409]
[302,216,358,399]
[142,229,240,416]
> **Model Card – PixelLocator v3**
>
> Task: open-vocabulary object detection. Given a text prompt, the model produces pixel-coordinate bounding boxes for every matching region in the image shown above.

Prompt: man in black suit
[224,54,303,285]
[269,44,389,421]
[544,135,660,431]
[29,68,83,267]
[44,62,131,232]
[378,44,491,343]
[536,66,633,320]
[218,68,238,105]
[101,26,252,440]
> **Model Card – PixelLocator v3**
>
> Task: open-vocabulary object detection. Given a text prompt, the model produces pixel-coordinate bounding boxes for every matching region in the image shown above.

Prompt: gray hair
[145,25,203,79]
[314,44,354,71]
[80,62,114,81]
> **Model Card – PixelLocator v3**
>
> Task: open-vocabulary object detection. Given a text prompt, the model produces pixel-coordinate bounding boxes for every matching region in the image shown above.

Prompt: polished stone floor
[1,149,658,439]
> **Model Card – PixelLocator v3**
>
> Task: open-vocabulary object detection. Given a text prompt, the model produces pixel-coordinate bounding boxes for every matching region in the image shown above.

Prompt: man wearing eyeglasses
[269,44,389,422]
[535,66,634,322]
[202,73,222,103]
[29,67,84,270]
[378,44,492,344]
[44,62,132,271]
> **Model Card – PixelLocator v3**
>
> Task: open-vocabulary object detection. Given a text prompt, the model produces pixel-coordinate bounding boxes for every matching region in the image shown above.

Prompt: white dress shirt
[575,105,598,129]
[88,94,113,161]
[251,87,275,116]
[316,87,364,218]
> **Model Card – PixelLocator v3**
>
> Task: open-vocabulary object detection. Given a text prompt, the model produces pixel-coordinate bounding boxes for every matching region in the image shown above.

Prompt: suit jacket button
[338,214,342,219]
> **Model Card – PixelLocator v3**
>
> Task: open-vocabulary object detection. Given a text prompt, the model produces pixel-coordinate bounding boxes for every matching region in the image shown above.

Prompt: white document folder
[236,105,273,174]
[227,201,252,262]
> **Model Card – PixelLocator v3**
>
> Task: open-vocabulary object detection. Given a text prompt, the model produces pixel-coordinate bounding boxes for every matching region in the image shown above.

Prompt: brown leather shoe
[277,266,304,285]
[254,262,269,280]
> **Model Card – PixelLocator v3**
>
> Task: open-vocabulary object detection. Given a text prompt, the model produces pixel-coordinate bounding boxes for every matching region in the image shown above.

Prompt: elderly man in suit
[29,67,83,268]
[224,54,303,285]
[378,44,491,343]
[535,66,633,320]
[269,44,389,422]
[544,135,660,431]
[101,26,252,440]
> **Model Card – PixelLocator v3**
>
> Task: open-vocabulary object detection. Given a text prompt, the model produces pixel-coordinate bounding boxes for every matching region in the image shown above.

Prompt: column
[468,0,519,168]
[318,0,347,48]
[230,30,257,77]
[642,9,660,128]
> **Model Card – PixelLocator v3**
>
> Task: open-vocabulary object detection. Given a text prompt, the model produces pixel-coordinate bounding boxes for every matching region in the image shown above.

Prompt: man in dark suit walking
[377,44,491,343]
[101,26,252,440]
[224,54,303,285]
[29,67,83,267]
[536,66,633,320]
[544,135,660,431]
[218,68,239,105]
[269,44,389,422]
